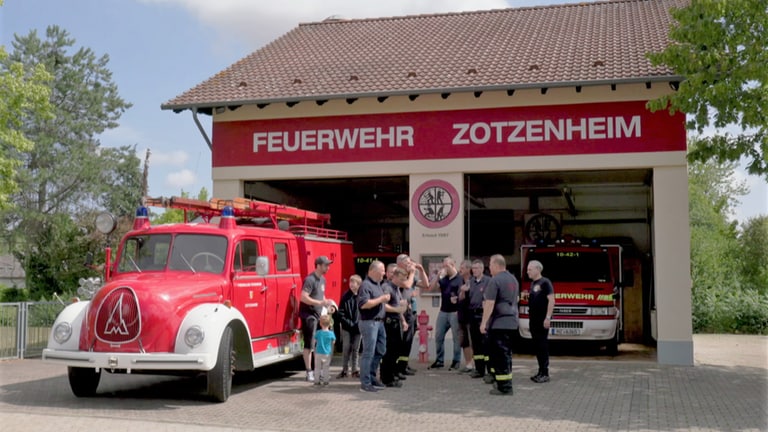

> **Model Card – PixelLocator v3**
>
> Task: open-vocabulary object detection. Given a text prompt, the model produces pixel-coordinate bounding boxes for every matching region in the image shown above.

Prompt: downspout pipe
[192,107,213,151]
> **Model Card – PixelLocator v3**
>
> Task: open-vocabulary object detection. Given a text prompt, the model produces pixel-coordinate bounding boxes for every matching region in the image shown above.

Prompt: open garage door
[244,176,411,255]
[465,169,654,345]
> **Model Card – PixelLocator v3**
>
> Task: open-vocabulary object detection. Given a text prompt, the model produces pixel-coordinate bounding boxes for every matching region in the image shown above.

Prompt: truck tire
[207,326,234,402]
[606,332,620,356]
[68,366,101,397]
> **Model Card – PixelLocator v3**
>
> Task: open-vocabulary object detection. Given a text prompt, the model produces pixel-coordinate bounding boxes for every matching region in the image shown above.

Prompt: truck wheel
[207,326,234,402]
[606,333,620,356]
[68,366,101,397]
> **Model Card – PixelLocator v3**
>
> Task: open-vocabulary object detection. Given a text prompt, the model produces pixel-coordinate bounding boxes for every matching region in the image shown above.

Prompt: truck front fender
[174,303,253,371]
[46,301,90,351]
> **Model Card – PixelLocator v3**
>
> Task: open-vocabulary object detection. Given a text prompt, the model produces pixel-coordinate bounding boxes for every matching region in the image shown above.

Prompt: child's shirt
[314,329,336,356]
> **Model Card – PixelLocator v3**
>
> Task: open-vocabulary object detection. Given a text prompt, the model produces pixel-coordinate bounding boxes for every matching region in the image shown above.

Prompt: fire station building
[163,0,693,365]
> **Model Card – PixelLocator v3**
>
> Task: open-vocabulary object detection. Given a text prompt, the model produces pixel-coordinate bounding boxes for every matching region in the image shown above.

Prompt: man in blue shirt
[427,257,463,370]
[357,260,390,393]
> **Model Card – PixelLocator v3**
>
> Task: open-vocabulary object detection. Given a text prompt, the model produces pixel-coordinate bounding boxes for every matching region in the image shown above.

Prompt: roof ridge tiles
[297,0,654,27]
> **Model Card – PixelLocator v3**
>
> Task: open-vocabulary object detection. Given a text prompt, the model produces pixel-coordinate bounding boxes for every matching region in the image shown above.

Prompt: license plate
[551,328,582,336]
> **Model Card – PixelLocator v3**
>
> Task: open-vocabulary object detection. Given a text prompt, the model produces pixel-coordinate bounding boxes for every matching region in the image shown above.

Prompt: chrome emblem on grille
[104,293,129,335]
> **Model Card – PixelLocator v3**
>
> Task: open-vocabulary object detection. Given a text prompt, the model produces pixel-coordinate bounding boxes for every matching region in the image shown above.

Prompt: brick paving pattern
[1,342,766,432]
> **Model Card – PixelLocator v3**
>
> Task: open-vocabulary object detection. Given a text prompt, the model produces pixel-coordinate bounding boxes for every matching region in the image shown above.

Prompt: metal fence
[0,301,66,360]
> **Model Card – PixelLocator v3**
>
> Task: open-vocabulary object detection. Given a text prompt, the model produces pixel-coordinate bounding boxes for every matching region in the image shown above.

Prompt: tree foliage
[647,0,768,179]
[687,139,768,333]
[687,152,744,291]
[0,17,53,209]
[1,26,143,298]
[738,216,768,293]
[150,187,210,225]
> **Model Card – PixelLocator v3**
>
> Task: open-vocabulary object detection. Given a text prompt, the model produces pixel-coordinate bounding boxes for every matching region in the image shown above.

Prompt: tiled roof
[162,0,688,111]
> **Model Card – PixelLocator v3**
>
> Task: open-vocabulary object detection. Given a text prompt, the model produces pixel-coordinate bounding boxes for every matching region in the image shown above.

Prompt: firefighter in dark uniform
[380,267,409,387]
[468,259,492,379]
[480,254,519,396]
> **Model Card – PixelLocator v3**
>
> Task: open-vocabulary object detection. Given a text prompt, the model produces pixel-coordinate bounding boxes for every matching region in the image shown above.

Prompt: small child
[313,314,336,386]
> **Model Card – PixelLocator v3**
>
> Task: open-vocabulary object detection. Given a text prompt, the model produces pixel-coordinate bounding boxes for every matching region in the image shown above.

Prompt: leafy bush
[0,287,31,302]
[693,286,768,334]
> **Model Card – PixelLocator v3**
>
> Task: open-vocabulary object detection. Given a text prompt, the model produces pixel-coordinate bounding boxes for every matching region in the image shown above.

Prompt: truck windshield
[119,234,228,274]
[526,250,611,283]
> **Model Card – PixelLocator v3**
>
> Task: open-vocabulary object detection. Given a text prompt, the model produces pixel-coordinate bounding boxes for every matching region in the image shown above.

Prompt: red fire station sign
[212,101,685,167]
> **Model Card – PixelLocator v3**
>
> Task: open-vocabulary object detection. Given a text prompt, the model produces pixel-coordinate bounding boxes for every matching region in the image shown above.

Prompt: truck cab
[519,239,623,354]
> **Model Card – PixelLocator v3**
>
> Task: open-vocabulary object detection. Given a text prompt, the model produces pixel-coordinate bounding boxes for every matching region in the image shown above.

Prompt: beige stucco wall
[652,166,693,365]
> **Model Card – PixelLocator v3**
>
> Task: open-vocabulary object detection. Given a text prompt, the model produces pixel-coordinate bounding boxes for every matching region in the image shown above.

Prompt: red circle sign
[411,180,460,229]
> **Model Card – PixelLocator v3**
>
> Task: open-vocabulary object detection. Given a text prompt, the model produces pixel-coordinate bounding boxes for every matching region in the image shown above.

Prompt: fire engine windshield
[525,250,611,283]
[119,234,228,274]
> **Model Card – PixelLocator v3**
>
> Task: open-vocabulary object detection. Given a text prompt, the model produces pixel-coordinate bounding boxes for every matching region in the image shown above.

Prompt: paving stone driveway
[1,335,766,432]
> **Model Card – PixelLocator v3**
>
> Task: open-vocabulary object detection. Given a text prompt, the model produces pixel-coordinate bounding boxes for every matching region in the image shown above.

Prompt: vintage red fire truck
[518,238,623,354]
[43,196,353,401]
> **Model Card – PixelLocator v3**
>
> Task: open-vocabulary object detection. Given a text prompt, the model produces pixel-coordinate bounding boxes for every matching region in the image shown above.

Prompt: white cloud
[165,169,197,189]
[149,149,190,167]
[100,125,144,147]
[139,0,509,46]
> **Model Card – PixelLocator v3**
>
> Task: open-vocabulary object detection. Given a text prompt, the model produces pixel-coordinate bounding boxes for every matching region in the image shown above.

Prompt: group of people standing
[298,252,554,396]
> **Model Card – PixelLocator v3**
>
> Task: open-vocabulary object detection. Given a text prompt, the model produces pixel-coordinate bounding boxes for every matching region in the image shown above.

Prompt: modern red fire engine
[43,196,353,402]
[518,238,624,354]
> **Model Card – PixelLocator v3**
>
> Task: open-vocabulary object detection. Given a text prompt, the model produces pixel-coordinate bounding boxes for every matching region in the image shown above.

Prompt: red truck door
[231,238,269,338]
[266,238,300,336]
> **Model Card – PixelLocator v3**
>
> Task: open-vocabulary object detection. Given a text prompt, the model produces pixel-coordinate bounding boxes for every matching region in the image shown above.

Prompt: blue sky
[2,0,765,223]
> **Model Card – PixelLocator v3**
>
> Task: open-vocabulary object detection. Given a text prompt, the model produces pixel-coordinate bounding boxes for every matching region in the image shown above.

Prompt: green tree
[151,187,210,224]
[2,26,142,298]
[647,0,768,179]
[0,2,53,209]
[738,215,768,293]
[688,155,744,291]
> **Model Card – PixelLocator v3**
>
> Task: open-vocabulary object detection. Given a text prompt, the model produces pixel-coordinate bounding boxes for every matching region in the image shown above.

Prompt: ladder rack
[144,196,332,227]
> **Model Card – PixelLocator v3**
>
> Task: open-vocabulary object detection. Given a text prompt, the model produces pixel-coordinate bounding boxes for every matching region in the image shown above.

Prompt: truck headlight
[53,322,72,344]
[184,326,205,348]
[591,307,616,316]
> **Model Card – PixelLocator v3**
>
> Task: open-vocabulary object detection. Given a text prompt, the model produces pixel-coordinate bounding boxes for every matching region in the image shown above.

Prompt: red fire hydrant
[417,309,432,363]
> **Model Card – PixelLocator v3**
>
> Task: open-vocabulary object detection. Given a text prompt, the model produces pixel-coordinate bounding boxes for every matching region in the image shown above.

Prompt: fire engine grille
[551,321,583,329]
[95,286,141,344]
[554,307,589,315]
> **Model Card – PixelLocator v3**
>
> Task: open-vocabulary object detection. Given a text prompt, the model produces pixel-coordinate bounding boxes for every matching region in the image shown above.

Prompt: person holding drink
[426,257,463,370]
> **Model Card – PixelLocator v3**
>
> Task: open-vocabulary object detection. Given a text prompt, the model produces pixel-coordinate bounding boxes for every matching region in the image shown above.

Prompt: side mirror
[256,256,270,276]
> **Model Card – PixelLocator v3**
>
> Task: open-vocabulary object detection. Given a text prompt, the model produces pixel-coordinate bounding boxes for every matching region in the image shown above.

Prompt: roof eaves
[160,75,684,113]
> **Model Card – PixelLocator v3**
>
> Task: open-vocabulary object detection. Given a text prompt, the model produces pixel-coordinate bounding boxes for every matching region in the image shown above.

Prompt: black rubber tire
[606,332,620,356]
[68,366,101,397]
[207,326,234,402]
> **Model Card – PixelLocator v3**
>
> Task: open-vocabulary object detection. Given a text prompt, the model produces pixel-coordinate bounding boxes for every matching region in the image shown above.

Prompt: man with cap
[299,255,334,382]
